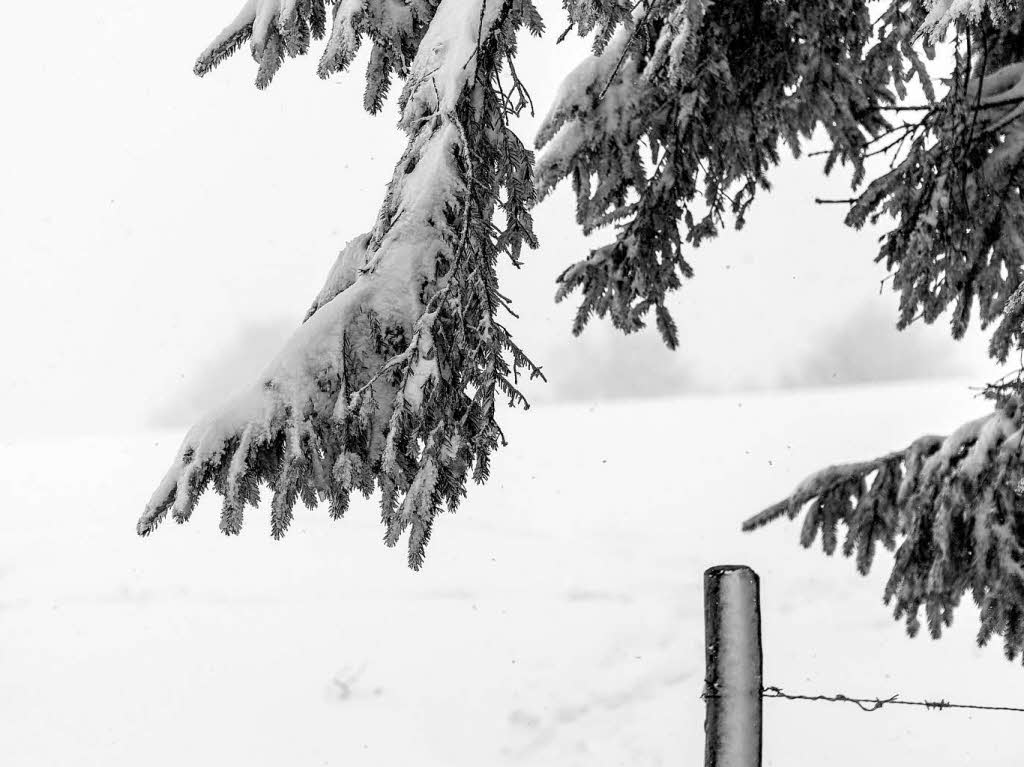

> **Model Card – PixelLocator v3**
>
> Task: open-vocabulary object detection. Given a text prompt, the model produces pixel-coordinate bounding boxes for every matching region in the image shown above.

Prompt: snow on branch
[920,0,1021,40]
[533,0,946,350]
[193,0,439,106]
[744,397,1024,662]
[141,0,544,568]
[842,37,1024,356]
[536,2,1024,365]
[533,2,706,349]
[559,0,634,52]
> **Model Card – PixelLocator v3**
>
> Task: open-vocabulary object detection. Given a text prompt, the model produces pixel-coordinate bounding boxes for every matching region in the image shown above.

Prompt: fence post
[704,565,762,767]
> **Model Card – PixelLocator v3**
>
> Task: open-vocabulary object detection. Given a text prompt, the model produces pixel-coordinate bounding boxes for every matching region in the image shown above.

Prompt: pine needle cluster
[535,0,944,348]
[733,5,1024,662]
[150,0,1024,655]
[745,395,1024,661]
[141,0,546,568]
[528,1,1024,662]
[846,14,1024,357]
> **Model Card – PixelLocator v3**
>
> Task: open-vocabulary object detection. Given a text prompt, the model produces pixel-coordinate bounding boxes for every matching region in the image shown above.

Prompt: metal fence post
[704,565,763,767]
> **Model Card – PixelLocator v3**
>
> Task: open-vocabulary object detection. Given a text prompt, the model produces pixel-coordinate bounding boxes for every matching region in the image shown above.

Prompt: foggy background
[2,1,1008,440]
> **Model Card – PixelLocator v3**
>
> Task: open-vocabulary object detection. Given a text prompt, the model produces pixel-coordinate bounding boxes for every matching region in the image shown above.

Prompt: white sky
[1,1,1009,439]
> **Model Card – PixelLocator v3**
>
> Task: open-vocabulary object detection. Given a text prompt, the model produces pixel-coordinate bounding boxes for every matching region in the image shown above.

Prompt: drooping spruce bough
[143,0,1024,660]
[140,0,547,570]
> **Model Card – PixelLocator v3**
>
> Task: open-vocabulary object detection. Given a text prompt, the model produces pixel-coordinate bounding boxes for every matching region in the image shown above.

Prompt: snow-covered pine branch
[534,3,1024,358]
[530,1,1024,661]
[735,7,1024,666]
[534,0,925,349]
[841,15,1024,357]
[140,0,544,568]
[921,0,1021,40]
[147,0,1024,650]
[194,0,441,106]
[744,395,1024,661]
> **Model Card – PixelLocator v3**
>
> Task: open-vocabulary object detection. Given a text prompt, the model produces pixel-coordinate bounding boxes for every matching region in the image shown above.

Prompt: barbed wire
[762,685,1024,714]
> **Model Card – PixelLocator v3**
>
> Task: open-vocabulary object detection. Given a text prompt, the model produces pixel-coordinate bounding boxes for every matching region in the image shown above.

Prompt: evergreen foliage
[532,0,1024,662]
[141,0,544,569]
[151,0,1024,665]
[743,394,1024,660]
[846,14,1024,357]
[723,3,1024,664]
[535,0,966,347]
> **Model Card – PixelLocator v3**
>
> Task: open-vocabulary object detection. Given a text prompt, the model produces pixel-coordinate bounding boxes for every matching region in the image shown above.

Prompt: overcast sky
[1,1,1008,440]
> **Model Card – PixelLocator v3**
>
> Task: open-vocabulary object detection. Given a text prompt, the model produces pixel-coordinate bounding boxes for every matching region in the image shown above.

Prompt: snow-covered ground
[3,380,1023,766]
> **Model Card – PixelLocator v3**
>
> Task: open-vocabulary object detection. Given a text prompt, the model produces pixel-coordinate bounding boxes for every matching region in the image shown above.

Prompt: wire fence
[761,685,1024,714]
[703,565,1024,767]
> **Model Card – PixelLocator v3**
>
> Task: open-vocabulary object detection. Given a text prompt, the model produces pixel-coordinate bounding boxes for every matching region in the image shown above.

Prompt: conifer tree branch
[142,0,545,568]
[745,395,1024,661]
[192,0,440,102]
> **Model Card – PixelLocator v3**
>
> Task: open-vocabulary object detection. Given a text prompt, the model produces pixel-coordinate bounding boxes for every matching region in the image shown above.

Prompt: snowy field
[3,380,1024,766]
